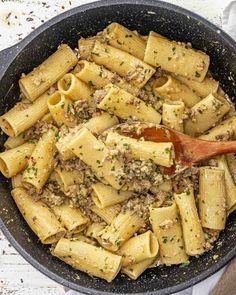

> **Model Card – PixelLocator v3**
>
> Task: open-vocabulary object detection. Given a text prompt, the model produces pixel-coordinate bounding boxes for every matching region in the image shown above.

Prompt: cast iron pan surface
[0,1,236,294]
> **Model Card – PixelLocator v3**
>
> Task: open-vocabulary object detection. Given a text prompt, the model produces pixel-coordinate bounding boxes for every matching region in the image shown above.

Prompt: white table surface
[0,0,232,294]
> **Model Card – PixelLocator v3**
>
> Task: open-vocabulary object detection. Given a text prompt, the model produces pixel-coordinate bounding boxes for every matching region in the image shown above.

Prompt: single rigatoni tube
[174,188,205,256]
[53,238,122,282]
[91,182,133,208]
[54,167,83,192]
[199,167,226,230]
[98,211,144,252]
[52,203,89,234]
[75,60,138,95]
[153,76,201,107]
[162,101,185,132]
[150,203,188,265]
[117,230,159,267]
[91,41,155,88]
[103,23,146,60]
[105,131,173,167]
[216,155,236,211]
[78,37,96,60]
[0,91,50,137]
[57,73,94,101]
[226,154,236,184]
[198,117,236,141]
[175,75,219,98]
[144,34,210,82]
[122,257,155,280]
[47,91,75,127]
[68,127,123,190]
[91,204,121,224]
[0,142,36,178]
[22,128,57,191]
[184,93,230,136]
[12,188,66,244]
[19,44,77,101]
[56,113,118,160]
[98,85,161,124]
[4,133,29,149]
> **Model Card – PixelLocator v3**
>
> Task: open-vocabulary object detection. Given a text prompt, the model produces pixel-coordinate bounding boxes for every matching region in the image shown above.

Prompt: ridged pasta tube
[103,23,146,60]
[98,211,144,252]
[12,188,66,244]
[68,127,123,190]
[56,113,118,160]
[144,34,210,82]
[52,203,89,234]
[117,230,159,267]
[47,91,75,127]
[106,131,173,167]
[75,60,138,95]
[22,128,57,191]
[91,204,121,224]
[57,73,94,101]
[184,93,230,136]
[19,44,77,101]
[174,188,205,256]
[53,238,122,282]
[0,91,50,137]
[92,41,155,88]
[199,167,226,230]
[176,75,219,98]
[98,84,161,124]
[150,202,188,265]
[92,182,132,208]
[198,117,236,141]
[54,167,83,192]
[216,155,236,212]
[162,101,185,132]
[153,75,201,107]
[0,142,36,178]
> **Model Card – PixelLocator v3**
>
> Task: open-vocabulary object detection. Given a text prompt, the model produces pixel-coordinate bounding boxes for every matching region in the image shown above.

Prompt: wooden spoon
[120,124,236,173]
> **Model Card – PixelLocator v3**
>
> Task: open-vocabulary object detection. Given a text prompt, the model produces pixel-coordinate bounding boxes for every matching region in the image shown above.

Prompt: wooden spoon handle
[185,139,236,163]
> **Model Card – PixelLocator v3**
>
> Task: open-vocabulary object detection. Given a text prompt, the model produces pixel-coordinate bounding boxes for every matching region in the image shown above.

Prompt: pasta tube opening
[48,92,62,106]
[58,73,73,92]
[0,118,15,137]
[153,76,168,88]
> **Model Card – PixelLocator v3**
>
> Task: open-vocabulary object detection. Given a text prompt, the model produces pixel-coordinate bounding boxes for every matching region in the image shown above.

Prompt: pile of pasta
[1,23,236,283]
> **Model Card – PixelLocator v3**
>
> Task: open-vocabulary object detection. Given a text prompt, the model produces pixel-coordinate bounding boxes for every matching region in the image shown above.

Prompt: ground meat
[121,158,164,192]
[215,130,233,141]
[25,121,55,139]
[41,189,65,207]
[172,167,199,194]
[73,99,98,121]
[138,89,162,111]
[109,72,120,84]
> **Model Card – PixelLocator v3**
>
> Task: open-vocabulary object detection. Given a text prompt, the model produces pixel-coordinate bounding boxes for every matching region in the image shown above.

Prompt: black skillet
[1,0,236,294]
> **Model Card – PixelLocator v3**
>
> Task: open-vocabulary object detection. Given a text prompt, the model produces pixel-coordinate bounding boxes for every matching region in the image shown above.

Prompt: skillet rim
[0,0,236,294]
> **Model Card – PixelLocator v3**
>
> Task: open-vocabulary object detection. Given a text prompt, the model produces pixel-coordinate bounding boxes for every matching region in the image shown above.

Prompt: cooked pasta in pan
[1,22,236,282]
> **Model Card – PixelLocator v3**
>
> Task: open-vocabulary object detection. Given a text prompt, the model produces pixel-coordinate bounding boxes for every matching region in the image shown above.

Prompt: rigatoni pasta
[98,84,161,124]
[92,41,155,88]
[1,23,236,282]
[19,44,77,101]
[144,34,210,82]
[12,188,66,244]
